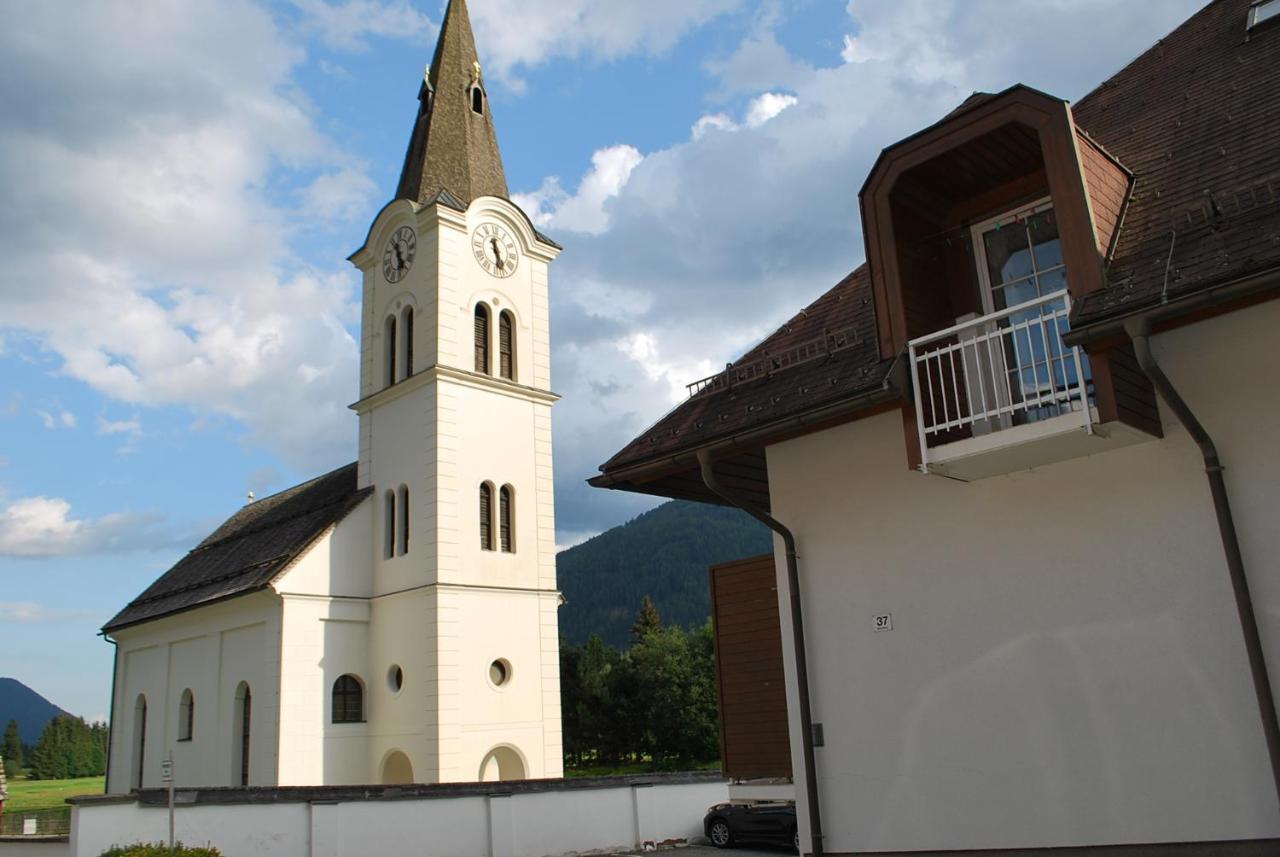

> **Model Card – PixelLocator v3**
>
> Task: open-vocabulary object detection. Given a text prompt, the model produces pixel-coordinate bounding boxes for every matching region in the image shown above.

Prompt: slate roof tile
[105,463,369,632]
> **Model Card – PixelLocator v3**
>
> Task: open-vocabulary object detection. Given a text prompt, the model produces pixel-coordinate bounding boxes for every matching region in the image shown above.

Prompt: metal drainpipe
[1125,317,1280,809]
[101,631,119,795]
[696,450,825,857]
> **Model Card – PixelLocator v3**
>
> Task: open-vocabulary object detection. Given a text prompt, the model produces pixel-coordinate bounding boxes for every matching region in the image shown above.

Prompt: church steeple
[396,0,509,206]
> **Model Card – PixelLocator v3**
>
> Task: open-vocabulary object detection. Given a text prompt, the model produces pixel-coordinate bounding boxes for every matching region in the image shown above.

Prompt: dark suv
[703,802,798,850]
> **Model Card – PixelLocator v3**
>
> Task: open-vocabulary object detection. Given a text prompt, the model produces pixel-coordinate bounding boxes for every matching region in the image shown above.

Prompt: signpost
[161,753,175,850]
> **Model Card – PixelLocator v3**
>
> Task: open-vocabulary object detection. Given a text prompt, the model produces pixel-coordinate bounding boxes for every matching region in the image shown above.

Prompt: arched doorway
[382,750,414,784]
[479,746,526,782]
[132,695,147,790]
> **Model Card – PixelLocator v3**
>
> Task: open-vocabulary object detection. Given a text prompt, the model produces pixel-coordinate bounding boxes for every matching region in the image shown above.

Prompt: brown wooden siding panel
[710,554,792,782]
[1077,131,1132,259]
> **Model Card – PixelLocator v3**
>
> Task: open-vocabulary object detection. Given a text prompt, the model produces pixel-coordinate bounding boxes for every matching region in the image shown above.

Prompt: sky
[0,0,1206,720]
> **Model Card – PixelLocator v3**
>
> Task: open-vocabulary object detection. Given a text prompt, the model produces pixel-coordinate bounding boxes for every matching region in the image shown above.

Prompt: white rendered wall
[765,300,1280,852]
[106,593,283,791]
[350,195,563,784]
[67,779,727,857]
[273,507,374,787]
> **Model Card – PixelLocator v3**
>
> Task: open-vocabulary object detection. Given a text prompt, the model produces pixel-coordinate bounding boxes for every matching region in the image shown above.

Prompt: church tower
[347,0,563,784]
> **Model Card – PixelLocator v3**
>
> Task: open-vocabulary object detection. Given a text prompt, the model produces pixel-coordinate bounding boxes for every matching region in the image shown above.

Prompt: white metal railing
[907,291,1092,468]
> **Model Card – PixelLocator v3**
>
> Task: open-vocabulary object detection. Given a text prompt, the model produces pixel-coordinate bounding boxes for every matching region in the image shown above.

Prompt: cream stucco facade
[764,299,1280,852]
[106,194,563,793]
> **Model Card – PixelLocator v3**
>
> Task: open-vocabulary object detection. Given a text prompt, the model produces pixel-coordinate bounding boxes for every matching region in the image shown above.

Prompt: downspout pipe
[101,632,119,795]
[697,449,825,857]
[1125,317,1280,809]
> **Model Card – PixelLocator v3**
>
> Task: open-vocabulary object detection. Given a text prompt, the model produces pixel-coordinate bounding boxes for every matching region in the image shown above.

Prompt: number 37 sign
[873,613,893,632]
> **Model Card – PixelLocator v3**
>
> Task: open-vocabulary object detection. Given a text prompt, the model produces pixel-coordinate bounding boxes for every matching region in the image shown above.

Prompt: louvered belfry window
[499,311,514,380]
[474,304,490,374]
[499,485,513,552]
[479,483,494,550]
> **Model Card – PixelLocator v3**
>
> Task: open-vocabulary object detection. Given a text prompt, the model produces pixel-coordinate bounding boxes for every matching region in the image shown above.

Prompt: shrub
[98,844,222,857]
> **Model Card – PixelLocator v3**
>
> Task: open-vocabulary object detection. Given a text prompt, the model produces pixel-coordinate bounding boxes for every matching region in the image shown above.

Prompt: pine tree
[630,595,663,643]
[1,719,22,773]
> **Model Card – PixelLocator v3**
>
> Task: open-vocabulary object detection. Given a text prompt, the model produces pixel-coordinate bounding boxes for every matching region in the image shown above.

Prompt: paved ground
[622,847,794,857]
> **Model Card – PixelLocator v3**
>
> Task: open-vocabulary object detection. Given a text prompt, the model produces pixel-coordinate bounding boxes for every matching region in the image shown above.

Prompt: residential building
[594,1,1280,853]
[103,0,564,791]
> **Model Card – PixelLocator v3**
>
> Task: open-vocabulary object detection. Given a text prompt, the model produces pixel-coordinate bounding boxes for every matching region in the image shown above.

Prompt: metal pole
[166,752,175,850]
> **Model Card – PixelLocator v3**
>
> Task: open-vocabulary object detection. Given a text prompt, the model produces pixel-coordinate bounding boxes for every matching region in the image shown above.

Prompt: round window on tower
[387,664,404,693]
[488,659,511,688]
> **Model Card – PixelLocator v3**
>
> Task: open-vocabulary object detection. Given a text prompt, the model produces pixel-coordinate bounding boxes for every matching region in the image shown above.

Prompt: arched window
[474,304,491,374]
[384,490,396,559]
[178,688,194,741]
[234,682,251,787]
[401,307,415,379]
[384,315,397,387]
[499,485,514,553]
[471,86,484,116]
[398,484,410,555]
[133,694,147,790]
[499,311,515,381]
[331,675,364,723]
[479,482,494,551]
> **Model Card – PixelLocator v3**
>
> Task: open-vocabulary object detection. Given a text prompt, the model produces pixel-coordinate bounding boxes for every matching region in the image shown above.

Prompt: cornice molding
[349,362,559,413]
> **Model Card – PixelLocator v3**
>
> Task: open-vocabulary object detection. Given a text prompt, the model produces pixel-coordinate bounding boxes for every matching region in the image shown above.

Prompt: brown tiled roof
[104,463,370,633]
[596,0,1280,482]
[597,267,894,474]
[1071,0,1280,324]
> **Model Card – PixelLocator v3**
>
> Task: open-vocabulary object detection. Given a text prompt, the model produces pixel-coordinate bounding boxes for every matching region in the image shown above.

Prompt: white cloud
[468,0,744,85]
[691,113,736,140]
[97,415,142,437]
[744,92,798,127]
[514,145,644,236]
[290,0,434,51]
[0,0,363,473]
[0,496,181,558]
[36,410,77,430]
[0,601,95,623]
[301,168,380,223]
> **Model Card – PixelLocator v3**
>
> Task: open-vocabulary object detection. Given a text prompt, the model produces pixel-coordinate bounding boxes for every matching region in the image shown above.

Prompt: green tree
[28,714,107,780]
[1,719,22,772]
[630,596,663,643]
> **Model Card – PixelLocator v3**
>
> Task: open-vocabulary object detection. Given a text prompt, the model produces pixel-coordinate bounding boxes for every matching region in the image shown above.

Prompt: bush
[98,844,222,857]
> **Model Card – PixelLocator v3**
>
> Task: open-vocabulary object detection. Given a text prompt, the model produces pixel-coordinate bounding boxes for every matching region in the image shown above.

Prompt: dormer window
[1250,0,1280,31]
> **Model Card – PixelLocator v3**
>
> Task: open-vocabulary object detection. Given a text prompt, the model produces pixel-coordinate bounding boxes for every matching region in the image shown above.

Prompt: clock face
[383,226,417,284]
[471,223,519,278]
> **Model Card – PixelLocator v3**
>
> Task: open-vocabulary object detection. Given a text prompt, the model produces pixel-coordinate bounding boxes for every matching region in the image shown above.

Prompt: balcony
[908,292,1151,480]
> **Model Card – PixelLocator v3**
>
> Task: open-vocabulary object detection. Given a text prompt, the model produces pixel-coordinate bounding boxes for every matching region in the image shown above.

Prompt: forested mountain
[0,678,68,744]
[557,500,772,648]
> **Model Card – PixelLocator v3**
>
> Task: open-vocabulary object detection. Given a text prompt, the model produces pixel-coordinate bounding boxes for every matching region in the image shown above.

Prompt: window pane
[993,277,1038,311]
[1027,211,1062,271]
[984,222,1033,287]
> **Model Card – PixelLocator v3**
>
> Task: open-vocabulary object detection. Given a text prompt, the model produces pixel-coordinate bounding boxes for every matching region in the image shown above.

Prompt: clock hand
[490,237,504,270]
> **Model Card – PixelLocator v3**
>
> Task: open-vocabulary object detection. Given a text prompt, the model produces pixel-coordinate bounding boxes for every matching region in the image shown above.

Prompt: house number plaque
[874,613,893,632]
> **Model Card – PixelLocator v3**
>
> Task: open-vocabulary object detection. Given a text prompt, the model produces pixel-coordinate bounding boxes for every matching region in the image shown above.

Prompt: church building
[102,0,564,791]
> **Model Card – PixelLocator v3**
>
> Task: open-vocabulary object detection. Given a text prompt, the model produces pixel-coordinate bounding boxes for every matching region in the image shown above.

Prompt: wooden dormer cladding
[860,86,1105,361]
[1076,131,1133,258]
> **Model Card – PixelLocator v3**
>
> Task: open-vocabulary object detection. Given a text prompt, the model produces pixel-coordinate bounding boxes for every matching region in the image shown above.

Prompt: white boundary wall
[66,777,727,857]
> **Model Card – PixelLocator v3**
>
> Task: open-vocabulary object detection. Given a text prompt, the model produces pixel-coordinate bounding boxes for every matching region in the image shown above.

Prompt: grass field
[4,776,105,812]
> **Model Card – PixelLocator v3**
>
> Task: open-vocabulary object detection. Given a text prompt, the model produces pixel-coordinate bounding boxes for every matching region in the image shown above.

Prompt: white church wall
[107,593,283,791]
[438,586,561,781]
[68,777,728,857]
[367,587,439,783]
[764,300,1280,853]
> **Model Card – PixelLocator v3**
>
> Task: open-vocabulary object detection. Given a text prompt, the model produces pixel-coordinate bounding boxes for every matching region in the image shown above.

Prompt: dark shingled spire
[396,0,509,206]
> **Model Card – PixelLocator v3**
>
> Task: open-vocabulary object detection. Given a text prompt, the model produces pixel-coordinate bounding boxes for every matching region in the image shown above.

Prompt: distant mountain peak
[557,499,772,648]
[0,677,70,744]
